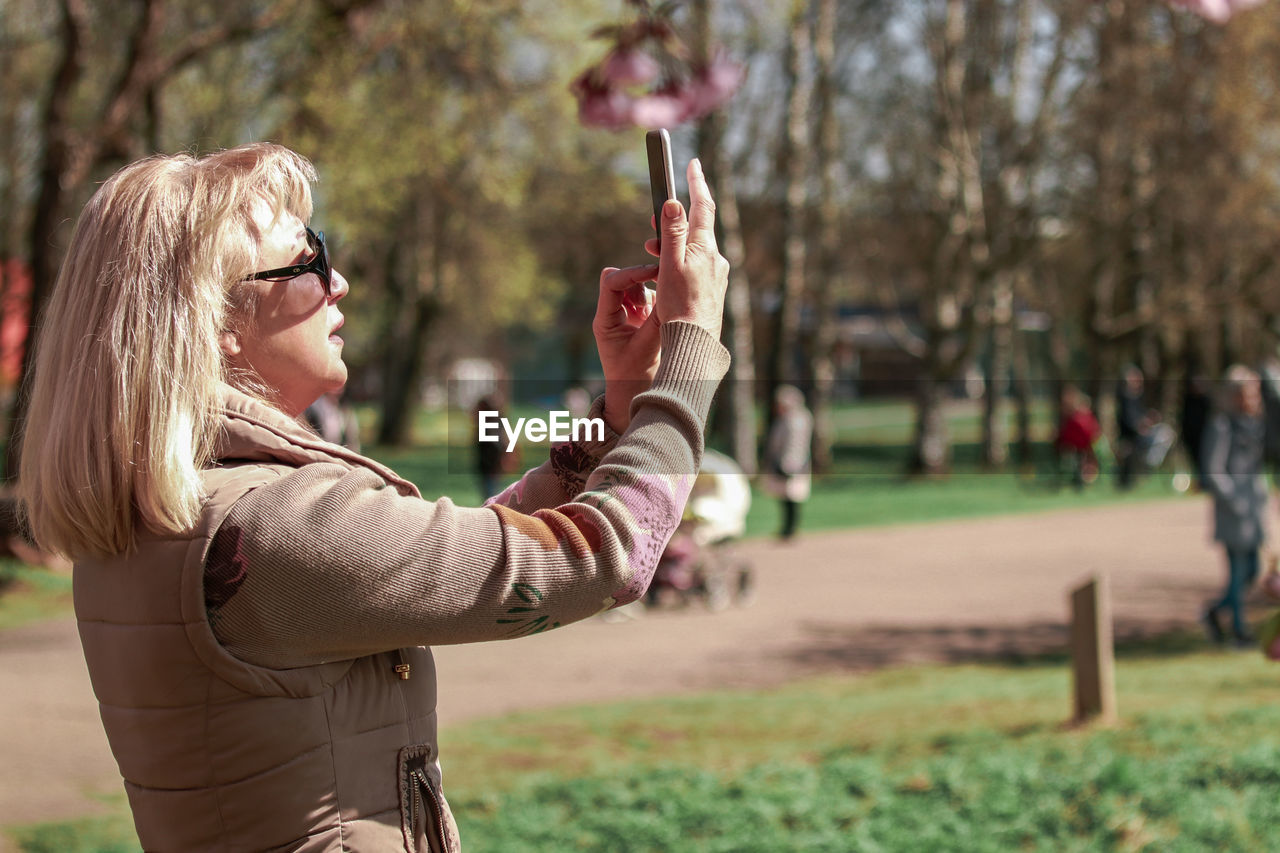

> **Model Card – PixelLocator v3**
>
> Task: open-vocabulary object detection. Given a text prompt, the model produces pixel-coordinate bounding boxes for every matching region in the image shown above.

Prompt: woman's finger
[621,284,654,326]
[600,264,658,293]
[685,159,718,251]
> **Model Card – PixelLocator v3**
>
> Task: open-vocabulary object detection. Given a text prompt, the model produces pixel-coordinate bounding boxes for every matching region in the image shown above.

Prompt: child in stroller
[647,450,754,611]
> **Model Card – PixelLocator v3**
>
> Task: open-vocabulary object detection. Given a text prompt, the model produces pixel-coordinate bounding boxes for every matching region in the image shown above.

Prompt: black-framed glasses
[247,227,331,296]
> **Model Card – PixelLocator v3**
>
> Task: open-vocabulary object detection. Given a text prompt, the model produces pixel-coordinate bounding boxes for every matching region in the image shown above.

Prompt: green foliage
[489,716,1258,848]
[0,559,71,631]
[440,651,1280,852]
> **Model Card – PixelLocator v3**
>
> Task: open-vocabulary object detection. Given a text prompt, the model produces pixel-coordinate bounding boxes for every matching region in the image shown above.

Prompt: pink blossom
[685,58,745,117]
[578,88,638,130]
[629,91,693,129]
[601,49,661,87]
[1167,0,1265,23]
[571,70,637,130]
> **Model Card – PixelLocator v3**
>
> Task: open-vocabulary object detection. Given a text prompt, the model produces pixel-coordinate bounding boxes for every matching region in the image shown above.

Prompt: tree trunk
[767,0,812,414]
[377,293,438,447]
[1010,321,1033,469]
[377,201,443,446]
[980,277,1013,468]
[694,0,756,474]
[807,0,839,475]
[5,0,86,479]
[910,373,949,476]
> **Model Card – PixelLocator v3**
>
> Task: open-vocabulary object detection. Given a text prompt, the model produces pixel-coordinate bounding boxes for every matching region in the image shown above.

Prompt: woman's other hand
[594,264,661,434]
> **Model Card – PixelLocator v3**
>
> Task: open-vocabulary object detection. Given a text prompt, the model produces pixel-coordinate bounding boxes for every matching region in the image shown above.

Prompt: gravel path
[0,497,1242,834]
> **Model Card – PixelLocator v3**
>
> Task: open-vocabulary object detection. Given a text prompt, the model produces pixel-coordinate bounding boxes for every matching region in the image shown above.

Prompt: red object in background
[1056,409,1102,454]
[0,259,32,390]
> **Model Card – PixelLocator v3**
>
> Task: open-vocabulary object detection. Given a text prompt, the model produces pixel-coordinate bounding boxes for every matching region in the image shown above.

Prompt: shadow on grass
[775,616,1234,675]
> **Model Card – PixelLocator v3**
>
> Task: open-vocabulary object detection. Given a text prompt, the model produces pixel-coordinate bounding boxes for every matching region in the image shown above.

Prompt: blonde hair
[18,143,316,558]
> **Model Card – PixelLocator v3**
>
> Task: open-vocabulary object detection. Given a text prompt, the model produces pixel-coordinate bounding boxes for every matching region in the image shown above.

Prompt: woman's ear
[218,330,243,359]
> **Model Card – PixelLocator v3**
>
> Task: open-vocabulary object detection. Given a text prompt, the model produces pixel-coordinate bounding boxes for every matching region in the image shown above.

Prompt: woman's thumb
[660,198,687,264]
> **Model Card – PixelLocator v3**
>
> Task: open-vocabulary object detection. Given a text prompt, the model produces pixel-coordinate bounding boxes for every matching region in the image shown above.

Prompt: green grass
[0,399,1178,629]
[14,639,1280,852]
[372,396,1185,538]
[744,441,1180,536]
[372,435,1184,540]
[426,643,1280,852]
[7,800,138,853]
[0,559,72,631]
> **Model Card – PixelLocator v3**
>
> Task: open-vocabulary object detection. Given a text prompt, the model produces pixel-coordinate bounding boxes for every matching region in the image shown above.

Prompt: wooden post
[1070,575,1117,725]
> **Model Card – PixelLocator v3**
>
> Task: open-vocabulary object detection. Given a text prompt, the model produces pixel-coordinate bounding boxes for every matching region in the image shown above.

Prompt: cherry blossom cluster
[1166,0,1265,22]
[571,0,744,130]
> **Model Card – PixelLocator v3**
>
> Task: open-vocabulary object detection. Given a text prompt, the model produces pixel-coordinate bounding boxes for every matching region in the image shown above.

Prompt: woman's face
[228,200,350,417]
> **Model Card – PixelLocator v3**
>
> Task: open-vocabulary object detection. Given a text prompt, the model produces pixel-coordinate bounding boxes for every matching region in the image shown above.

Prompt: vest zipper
[411,767,449,853]
[394,648,412,680]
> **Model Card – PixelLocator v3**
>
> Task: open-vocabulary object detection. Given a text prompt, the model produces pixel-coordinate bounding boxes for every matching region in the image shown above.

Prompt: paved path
[0,498,1242,833]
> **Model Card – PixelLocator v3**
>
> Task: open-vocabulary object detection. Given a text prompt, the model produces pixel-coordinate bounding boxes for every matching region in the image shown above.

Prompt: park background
[3,0,1280,850]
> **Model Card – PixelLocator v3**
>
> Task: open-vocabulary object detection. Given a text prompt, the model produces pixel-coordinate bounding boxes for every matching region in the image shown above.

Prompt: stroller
[647,450,754,611]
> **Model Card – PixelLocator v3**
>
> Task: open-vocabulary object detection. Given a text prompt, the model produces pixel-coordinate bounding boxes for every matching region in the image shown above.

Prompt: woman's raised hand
[593,158,729,434]
[647,159,729,341]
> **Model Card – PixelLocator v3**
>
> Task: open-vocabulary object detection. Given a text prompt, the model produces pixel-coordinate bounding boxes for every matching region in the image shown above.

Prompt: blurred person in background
[762,384,812,541]
[1201,364,1268,647]
[1180,373,1212,489]
[1259,356,1280,480]
[1054,384,1103,489]
[1114,363,1175,489]
[17,143,729,852]
[473,393,506,500]
[1114,364,1149,489]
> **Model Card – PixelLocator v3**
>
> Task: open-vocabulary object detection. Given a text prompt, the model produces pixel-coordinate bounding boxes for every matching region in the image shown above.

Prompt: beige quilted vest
[74,395,461,852]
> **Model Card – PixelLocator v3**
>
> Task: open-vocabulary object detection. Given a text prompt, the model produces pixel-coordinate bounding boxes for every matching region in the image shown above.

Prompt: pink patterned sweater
[206,321,730,667]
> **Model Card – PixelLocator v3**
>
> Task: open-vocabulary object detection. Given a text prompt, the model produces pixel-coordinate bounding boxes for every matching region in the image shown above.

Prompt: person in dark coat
[1201,365,1269,646]
[1260,358,1280,479]
[1180,374,1211,488]
[1115,364,1148,489]
[474,394,506,500]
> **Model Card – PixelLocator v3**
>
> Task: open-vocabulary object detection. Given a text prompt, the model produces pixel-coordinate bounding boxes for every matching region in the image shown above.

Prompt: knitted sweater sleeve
[207,322,729,668]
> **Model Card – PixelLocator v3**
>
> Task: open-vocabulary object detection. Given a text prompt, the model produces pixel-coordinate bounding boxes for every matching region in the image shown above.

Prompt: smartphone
[646,128,676,238]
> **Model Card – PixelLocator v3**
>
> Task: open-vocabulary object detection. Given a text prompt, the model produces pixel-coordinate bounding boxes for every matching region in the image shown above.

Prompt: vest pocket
[398,745,456,853]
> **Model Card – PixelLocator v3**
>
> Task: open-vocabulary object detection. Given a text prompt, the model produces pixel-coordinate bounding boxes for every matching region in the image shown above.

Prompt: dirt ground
[0,496,1254,837]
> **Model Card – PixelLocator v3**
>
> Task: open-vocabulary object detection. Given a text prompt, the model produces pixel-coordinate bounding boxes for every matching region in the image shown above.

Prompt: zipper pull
[394,649,412,680]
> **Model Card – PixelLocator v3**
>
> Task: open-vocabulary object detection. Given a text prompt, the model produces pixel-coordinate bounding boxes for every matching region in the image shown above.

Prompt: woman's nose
[329,269,350,301]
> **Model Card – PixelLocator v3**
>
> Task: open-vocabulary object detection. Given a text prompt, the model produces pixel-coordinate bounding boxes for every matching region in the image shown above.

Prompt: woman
[1201,364,1268,647]
[761,384,812,540]
[18,143,729,852]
